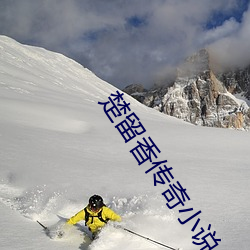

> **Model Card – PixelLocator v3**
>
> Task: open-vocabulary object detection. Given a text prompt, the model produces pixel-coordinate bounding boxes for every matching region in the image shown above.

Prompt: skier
[66,194,122,239]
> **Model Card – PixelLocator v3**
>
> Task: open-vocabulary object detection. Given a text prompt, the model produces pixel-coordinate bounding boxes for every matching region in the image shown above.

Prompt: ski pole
[122,227,179,250]
[37,220,48,231]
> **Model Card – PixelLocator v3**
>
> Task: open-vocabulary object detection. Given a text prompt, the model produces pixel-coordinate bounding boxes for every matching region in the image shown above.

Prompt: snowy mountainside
[0,36,250,250]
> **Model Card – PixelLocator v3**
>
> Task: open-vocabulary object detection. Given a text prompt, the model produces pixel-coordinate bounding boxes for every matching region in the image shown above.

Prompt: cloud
[200,18,240,45]
[0,0,249,88]
[208,3,250,68]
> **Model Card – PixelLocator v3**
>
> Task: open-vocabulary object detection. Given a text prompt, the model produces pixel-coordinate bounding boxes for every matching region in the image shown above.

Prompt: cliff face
[123,49,250,130]
[218,66,250,100]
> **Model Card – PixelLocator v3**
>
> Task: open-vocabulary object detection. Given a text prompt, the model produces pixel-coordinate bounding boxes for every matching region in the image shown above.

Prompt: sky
[0,0,249,89]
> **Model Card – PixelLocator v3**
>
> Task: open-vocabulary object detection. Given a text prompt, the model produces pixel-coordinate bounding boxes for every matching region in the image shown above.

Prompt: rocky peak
[177,48,210,78]
[123,49,250,130]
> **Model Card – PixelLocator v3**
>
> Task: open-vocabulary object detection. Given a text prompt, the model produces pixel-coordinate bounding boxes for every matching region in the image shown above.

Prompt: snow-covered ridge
[0,35,148,134]
[0,35,117,101]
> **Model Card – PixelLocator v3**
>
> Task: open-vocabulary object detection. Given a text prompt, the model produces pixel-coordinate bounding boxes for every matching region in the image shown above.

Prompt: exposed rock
[217,66,250,100]
[123,83,147,103]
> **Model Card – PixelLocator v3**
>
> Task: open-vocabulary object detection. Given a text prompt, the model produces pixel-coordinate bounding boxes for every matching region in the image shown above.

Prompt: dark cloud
[0,0,249,89]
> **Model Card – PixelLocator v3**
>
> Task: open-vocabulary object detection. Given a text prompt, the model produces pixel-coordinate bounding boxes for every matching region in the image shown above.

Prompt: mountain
[0,36,250,250]
[123,49,250,130]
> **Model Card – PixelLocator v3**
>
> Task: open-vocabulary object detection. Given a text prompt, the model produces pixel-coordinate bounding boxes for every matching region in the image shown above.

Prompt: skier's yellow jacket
[67,206,121,233]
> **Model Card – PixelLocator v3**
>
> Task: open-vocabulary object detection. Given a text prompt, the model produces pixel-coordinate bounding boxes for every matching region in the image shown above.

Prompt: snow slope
[0,36,249,250]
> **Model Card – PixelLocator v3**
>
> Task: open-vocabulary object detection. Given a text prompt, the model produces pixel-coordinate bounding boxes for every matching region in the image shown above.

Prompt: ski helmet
[89,195,104,210]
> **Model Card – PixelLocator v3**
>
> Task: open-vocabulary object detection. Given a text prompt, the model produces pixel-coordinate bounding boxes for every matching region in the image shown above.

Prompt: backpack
[84,206,109,226]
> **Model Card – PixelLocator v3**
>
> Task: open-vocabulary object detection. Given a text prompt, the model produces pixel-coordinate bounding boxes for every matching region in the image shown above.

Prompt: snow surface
[0,35,250,250]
